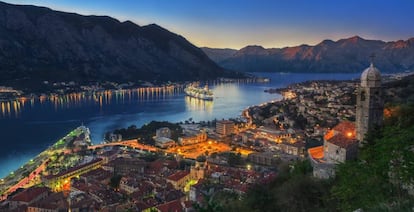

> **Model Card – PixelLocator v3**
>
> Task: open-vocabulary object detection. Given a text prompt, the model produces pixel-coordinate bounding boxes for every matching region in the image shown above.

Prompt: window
[360,91,366,101]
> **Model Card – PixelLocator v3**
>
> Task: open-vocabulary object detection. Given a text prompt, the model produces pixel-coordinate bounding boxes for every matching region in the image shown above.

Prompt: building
[154,127,176,148]
[178,130,207,146]
[44,159,103,192]
[309,121,358,179]
[248,152,279,166]
[110,157,146,176]
[278,140,305,157]
[156,127,172,138]
[120,177,140,194]
[356,62,383,142]
[216,120,235,136]
[8,187,50,210]
[166,170,191,190]
[308,61,383,179]
[154,137,176,148]
[323,121,358,163]
[105,133,122,142]
[27,192,68,212]
[190,160,206,181]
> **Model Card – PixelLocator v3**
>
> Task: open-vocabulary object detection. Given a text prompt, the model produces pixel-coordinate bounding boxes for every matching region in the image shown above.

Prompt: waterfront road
[88,140,157,152]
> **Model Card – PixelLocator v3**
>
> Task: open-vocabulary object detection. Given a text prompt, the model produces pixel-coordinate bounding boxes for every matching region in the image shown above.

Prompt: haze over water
[0,73,359,178]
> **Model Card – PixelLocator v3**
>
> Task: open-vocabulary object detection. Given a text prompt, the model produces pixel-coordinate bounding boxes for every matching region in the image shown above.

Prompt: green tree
[332,104,414,211]
[109,174,122,190]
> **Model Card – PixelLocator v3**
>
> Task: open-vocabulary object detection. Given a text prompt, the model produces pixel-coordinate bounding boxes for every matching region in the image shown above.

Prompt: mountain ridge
[201,36,414,73]
[0,1,227,90]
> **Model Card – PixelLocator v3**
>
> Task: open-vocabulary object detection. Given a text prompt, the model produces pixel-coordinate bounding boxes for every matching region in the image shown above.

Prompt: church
[308,61,384,179]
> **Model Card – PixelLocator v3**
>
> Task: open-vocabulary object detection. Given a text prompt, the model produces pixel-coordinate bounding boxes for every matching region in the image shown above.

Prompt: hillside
[0,1,226,90]
[202,36,414,73]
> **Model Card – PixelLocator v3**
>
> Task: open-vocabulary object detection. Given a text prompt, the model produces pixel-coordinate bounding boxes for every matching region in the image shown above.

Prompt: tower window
[360,91,366,101]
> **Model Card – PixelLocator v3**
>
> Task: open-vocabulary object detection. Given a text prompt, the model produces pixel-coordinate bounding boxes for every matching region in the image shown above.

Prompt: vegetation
[208,160,332,212]
[202,104,414,212]
[332,104,414,211]
[112,121,183,145]
[109,174,122,190]
[217,152,245,167]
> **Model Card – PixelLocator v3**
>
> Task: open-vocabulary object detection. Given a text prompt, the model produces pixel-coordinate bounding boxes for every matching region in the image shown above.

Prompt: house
[154,137,176,149]
[156,199,183,212]
[308,121,358,179]
[27,192,68,212]
[166,171,190,190]
[8,187,50,210]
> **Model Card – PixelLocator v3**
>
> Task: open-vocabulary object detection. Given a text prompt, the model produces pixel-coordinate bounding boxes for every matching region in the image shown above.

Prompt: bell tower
[356,59,384,142]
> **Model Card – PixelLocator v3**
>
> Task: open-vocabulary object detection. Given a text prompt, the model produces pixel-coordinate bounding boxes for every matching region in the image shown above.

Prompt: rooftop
[156,199,183,212]
[324,121,356,141]
[328,134,358,149]
[167,170,190,182]
[10,187,49,203]
[45,158,102,179]
[308,146,324,160]
[361,63,381,87]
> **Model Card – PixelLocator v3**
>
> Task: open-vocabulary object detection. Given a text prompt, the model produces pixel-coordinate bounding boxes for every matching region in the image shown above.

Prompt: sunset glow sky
[5,0,414,49]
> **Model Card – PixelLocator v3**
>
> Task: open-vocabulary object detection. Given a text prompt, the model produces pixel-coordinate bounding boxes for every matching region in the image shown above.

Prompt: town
[0,75,364,211]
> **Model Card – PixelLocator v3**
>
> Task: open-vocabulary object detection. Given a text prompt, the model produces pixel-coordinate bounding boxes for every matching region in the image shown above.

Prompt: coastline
[0,126,90,198]
[0,73,360,181]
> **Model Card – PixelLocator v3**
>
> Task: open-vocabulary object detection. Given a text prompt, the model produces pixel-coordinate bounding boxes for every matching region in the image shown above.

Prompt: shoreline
[0,126,90,197]
[0,73,364,183]
[0,77,270,103]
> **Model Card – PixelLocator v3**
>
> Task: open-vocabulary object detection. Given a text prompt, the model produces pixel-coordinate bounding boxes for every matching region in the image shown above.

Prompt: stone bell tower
[356,60,384,142]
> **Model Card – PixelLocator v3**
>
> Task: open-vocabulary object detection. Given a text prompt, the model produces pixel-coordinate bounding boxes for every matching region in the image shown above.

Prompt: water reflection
[0,85,184,118]
[184,96,213,113]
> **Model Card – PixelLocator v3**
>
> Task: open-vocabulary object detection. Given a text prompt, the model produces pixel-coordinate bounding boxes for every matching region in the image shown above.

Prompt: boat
[184,83,213,100]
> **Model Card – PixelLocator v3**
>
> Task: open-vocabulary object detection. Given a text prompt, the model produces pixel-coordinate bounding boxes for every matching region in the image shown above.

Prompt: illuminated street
[166,140,232,159]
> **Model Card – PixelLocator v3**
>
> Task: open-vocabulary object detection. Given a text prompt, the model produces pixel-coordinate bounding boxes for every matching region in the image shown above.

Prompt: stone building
[178,130,207,145]
[309,121,358,179]
[309,62,382,179]
[356,62,384,142]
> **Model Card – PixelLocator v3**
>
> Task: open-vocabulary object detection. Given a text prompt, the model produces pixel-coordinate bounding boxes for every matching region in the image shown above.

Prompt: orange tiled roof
[324,121,357,149]
[308,146,324,159]
[156,199,183,212]
[328,134,358,149]
[11,187,49,202]
[167,170,190,182]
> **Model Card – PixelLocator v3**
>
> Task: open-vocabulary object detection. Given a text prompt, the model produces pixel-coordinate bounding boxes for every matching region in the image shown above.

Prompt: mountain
[202,36,414,73]
[0,1,226,89]
[200,47,237,63]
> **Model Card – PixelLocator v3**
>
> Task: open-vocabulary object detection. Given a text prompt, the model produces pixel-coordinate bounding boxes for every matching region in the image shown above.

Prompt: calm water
[0,73,359,178]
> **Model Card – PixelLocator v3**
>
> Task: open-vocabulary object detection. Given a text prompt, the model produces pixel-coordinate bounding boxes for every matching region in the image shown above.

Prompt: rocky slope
[0,1,225,89]
[202,36,414,73]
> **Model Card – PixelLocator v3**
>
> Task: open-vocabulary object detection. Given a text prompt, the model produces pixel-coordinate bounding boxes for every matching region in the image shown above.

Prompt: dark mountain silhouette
[202,36,414,73]
[0,1,226,89]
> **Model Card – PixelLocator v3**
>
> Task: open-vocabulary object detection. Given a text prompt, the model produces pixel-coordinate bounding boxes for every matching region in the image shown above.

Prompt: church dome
[361,63,381,87]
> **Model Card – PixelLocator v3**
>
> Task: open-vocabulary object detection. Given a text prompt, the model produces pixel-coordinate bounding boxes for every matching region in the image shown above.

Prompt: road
[88,139,157,152]
[1,159,48,200]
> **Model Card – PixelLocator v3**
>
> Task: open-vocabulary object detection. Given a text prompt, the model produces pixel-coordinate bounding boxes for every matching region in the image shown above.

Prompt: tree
[194,193,224,212]
[332,104,414,211]
[109,174,122,190]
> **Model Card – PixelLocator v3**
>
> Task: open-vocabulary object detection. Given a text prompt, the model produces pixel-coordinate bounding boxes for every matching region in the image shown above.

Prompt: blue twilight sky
[4,0,414,49]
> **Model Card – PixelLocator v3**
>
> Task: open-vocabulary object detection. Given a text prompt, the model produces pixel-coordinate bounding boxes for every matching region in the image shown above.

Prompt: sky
[4,0,414,49]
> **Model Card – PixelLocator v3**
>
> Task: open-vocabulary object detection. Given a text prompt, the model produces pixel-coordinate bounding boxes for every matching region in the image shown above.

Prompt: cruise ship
[184,83,213,101]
